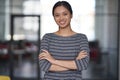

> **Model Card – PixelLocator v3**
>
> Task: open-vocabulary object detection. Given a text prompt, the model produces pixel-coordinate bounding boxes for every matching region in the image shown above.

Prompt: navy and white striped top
[39,33,90,80]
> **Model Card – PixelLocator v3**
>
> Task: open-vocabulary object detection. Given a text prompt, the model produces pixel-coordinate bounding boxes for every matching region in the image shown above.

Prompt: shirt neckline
[52,33,79,38]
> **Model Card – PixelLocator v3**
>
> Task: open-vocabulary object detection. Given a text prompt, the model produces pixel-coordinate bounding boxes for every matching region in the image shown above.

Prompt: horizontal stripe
[44,71,82,79]
[39,33,90,79]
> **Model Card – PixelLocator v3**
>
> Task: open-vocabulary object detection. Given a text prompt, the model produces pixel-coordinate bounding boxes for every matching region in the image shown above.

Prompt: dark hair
[52,1,73,16]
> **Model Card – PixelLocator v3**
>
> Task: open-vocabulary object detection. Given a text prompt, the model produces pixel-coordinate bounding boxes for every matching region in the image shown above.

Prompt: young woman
[39,1,90,80]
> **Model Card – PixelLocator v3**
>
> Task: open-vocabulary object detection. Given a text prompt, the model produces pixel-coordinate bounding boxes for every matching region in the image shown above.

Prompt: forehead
[54,6,69,13]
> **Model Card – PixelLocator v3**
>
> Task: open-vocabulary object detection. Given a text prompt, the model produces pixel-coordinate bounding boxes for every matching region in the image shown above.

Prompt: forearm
[50,51,88,70]
[52,60,77,70]
[49,64,69,72]
[39,50,88,71]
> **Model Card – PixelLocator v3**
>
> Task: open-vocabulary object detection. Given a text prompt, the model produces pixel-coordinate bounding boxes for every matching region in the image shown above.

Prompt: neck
[56,26,75,36]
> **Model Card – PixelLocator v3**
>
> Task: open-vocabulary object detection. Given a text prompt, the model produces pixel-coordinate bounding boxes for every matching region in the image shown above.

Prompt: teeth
[60,22,64,24]
[60,21,65,24]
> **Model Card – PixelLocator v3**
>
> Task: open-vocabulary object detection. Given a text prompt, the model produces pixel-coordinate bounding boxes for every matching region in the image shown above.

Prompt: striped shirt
[39,33,90,80]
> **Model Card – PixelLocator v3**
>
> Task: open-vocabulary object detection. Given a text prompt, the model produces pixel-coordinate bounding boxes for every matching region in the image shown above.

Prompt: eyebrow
[54,10,69,15]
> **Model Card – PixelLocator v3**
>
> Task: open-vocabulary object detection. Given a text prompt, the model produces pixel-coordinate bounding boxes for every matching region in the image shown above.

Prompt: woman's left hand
[39,49,56,64]
[76,50,88,60]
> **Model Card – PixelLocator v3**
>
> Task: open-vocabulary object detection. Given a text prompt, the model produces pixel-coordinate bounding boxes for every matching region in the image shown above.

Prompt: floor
[0,54,117,80]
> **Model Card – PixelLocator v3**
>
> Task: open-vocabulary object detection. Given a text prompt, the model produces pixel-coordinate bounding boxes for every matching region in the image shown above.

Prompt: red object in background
[89,41,100,62]
[90,48,98,60]
[0,43,9,59]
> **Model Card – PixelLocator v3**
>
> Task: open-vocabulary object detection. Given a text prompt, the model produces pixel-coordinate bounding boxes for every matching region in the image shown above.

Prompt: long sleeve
[75,34,90,71]
[39,34,51,72]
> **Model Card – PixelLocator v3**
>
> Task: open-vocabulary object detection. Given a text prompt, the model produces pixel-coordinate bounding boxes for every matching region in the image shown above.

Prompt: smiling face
[53,6,72,28]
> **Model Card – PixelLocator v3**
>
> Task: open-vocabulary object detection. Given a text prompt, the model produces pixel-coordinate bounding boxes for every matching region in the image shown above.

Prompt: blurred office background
[0,0,119,80]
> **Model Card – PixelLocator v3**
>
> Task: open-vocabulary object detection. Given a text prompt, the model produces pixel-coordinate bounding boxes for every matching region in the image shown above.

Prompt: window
[40,0,95,41]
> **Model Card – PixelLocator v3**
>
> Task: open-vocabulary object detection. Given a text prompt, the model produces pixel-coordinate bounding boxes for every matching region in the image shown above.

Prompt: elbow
[75,59,89,71]
[39,60,51,72]
[76,64,89,71]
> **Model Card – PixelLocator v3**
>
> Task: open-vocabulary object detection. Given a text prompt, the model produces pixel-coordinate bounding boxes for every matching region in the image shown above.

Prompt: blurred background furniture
[0,75,10,80]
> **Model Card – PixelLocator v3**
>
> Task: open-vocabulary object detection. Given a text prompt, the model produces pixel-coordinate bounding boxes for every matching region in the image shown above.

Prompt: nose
[59,15,64,20]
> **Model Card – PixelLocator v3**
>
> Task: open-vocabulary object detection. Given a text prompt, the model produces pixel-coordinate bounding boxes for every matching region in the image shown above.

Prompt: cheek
[67,15,72,19]
[54,18,59,23]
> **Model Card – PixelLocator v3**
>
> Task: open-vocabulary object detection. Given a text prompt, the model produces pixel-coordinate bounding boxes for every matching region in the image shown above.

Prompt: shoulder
[75,33,88,41]
[43,33,52,36]
[42,33,54,38]
[77,33,87,38]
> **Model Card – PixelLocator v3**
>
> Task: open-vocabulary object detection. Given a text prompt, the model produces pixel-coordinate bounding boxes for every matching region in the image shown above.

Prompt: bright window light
[23,0,95,41]
[23,0,40,14]
[40,0,95,41]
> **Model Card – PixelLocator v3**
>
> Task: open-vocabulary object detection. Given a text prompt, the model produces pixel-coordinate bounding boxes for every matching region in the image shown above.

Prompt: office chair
[0,75,10,80]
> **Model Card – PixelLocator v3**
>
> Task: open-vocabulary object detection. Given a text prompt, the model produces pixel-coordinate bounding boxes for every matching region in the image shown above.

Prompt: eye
[63,12,68,16]
[54,14,59,17]
[64,13,67,15]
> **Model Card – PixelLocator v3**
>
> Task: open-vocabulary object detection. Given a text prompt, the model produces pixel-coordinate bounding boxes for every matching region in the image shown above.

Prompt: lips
[59,21,66,25]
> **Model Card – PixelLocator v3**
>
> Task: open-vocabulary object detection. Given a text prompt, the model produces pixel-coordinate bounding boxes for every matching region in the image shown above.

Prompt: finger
[38,52,46,60]
[76,55,87,60]
[80,51,87,54]
[81,54,88,57]
[78,53,88,58]
[79,51,86,54]
[79,53,87,56]
[39,55,43,59]
[39,53,44,57]
[39,53,45,58]
[81,50,87,53]
[81,52,87,55]
[39,56,46,60]
[42,49,48,53]
[39,54,46,59]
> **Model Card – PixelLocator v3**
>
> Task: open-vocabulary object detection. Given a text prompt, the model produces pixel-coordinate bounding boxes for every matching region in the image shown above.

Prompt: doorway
[9,14,41,80]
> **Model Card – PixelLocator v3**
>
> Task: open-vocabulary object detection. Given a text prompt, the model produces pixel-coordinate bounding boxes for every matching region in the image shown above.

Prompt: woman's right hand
[76,50,88,60]
[39,49,56,64]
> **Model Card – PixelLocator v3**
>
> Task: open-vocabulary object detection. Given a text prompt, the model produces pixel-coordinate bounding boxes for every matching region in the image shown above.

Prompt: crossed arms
[39,50,88,72]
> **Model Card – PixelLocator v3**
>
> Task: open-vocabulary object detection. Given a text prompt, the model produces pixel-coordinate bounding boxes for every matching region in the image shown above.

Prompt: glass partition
[9,15,40,80]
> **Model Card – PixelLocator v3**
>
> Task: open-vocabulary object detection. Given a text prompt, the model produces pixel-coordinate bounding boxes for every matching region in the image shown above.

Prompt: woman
[39,1,90,80]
